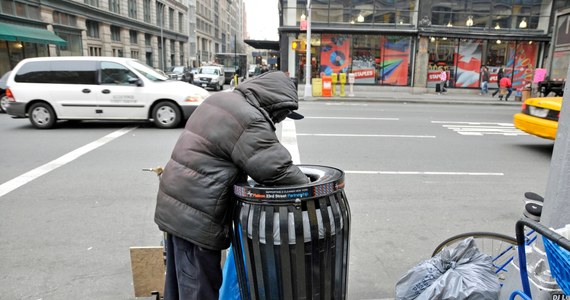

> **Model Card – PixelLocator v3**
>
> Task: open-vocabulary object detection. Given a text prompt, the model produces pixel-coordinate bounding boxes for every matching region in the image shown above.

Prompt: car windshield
[127,60,168,81]
[168,66,184,73]
[200,68,219,75]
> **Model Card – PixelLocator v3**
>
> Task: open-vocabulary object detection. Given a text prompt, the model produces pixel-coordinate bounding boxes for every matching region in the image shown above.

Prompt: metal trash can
[231,165,351,300]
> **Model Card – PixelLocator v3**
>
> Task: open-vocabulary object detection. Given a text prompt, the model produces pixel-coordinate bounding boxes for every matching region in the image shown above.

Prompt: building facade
[279,0,570,91]
[195,0,245,66]
[0,0,246,75]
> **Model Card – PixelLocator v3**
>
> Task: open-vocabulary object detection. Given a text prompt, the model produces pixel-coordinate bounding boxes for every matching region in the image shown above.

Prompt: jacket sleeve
[231,119,309,186]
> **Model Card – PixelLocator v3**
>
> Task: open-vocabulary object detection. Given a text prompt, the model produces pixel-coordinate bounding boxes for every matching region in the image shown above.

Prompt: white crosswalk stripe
[432,121,528,136]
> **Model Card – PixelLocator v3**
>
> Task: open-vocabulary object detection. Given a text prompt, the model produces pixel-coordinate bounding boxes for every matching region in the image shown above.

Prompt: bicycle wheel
[432,232,517,281]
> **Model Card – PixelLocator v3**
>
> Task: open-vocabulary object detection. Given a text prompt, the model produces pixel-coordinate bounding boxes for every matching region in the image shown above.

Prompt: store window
[427,38,456,88]
[352,35,380,84]
[455,39,483,88]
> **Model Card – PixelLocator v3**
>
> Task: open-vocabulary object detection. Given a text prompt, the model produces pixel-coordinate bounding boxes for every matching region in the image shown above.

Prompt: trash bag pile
[395,237,501,300]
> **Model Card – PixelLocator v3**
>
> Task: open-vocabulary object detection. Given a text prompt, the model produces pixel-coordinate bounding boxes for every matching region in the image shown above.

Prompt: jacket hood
[235,71,299,125]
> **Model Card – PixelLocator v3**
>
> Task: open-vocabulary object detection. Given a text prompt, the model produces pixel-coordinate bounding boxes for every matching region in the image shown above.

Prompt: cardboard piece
[130,246,165,297]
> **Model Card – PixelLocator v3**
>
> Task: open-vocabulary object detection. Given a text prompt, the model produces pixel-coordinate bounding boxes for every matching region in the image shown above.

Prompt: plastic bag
[395,237,500,300]
[219,245,241,300]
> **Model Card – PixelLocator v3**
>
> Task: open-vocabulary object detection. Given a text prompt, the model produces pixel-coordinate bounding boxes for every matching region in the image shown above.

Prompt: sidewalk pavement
[298,84,523,106]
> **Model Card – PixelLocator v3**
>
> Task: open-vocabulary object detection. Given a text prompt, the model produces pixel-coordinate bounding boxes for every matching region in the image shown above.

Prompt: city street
[0,100,555,299]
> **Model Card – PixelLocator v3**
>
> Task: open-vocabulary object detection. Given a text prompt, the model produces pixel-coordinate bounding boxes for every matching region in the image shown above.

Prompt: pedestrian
[492,66,505,97]
[154,71,309,300]
[438,67,447,95]
[480,66,489,95]
[498,76,512,101]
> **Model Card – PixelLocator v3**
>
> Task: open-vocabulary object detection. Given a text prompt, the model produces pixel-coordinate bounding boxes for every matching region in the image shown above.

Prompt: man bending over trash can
[154,71,309,300]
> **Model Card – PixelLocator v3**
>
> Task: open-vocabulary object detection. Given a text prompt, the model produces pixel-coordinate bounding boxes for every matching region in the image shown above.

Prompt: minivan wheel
[152,101,181,129]
[29,102,57,129]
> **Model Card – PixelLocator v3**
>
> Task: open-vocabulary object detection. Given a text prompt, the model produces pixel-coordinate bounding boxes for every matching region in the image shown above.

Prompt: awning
[244,39,280,50]
[0,22,67,46]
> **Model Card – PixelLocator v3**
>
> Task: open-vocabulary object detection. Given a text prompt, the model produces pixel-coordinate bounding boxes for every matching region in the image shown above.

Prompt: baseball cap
[287,111,304,120]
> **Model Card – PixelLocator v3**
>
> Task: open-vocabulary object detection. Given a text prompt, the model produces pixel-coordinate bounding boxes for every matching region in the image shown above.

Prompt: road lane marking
[297,133,436,138]
[306,117,399,120]
[431,121,513,126]
[281,119,301,164]
[0,126,137,198]
[345,171,504,176]
[434,121,527,136]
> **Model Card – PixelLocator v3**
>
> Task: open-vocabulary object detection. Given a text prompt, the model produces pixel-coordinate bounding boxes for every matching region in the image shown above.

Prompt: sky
[245,0,279,41]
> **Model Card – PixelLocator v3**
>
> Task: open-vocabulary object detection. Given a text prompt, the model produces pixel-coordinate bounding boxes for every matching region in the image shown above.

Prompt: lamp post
[303,0,312,98]
[158,2,165,70]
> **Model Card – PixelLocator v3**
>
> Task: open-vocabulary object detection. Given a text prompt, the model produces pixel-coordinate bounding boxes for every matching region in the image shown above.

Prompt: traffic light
[291,39,306,51]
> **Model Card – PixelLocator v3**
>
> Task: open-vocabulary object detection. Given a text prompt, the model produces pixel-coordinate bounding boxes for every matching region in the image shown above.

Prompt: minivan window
[14,60,97,84]
[100,61,138,85]
[51,61,97,84]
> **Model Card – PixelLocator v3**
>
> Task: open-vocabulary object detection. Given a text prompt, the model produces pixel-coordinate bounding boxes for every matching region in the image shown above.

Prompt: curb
[300,96,523,106]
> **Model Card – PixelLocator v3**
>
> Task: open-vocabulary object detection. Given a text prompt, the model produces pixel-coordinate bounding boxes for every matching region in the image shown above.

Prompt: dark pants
[164,233,222,300]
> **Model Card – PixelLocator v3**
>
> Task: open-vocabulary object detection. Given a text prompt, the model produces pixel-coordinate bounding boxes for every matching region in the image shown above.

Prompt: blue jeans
[481,81,488,94]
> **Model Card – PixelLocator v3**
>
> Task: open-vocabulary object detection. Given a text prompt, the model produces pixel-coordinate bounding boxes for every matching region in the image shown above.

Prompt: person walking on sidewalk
[480,66,489,95]
[498,76,512,101]
[438,67,447,95]
[154,71,309,300]
[492,66,505,97]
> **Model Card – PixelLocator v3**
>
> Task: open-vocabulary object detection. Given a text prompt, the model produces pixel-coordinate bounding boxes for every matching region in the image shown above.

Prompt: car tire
[152,101,181,129]
[0,94,8,113]
[29,102,57,129]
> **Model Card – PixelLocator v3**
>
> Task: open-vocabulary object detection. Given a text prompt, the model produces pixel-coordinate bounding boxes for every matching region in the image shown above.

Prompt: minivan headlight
[184,94,206,103]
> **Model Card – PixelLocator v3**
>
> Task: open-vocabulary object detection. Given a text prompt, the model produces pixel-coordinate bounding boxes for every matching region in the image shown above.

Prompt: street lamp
[519,17,527,28]
[466,16,473,27]
[303,0,312,99]
[158,2,165,70]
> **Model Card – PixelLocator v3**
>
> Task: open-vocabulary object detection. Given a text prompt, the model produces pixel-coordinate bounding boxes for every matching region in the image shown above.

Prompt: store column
[413,36,429,93]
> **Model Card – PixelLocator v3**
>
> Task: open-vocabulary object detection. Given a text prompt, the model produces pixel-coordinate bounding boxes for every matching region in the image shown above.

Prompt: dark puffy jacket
[154,71,308,251]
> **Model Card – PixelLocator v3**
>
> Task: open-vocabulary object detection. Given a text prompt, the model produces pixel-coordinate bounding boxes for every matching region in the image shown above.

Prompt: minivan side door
[95,61,147,119]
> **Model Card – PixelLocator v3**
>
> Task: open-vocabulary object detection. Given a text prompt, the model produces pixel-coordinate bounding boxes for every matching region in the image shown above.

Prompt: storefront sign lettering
[353,69,375,79]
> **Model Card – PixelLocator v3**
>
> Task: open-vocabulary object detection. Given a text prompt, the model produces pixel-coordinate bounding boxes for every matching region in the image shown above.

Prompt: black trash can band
[246,203,343,245]
[233,166,345,203]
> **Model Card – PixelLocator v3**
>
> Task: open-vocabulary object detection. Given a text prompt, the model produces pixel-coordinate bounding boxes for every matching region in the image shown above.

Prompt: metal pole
[159,3,164,70]
[303,0,312,99]
[541,65,570,229]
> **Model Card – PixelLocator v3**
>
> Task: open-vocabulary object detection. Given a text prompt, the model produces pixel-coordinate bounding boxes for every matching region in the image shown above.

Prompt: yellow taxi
[513,96,562,140]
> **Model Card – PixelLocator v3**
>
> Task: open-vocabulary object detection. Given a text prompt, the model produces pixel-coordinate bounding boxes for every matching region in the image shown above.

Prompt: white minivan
[4,57,210,129]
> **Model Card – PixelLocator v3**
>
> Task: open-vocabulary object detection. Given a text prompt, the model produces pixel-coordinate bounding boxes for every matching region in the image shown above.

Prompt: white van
[193,65,225,91]
[4,57,210,129]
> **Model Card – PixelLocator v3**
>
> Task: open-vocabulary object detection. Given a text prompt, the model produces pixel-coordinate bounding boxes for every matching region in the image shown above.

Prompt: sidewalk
[298,84,522,106]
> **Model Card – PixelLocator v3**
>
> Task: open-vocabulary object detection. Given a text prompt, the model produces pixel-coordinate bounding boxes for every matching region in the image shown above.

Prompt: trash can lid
[233,165,344,203]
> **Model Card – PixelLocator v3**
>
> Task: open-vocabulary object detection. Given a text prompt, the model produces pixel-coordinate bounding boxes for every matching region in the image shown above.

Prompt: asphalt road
[0,101,554,299]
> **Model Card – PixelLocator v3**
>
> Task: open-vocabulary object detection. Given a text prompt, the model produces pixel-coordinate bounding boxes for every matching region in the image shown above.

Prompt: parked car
[166,66,193,83]
[0,71,10,113]
[193,65,225,91]
[513,96,562,140]
[4,57,210,129]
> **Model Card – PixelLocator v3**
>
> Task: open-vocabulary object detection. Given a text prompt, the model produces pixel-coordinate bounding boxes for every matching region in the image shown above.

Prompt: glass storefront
[428,38,538,89]
[295,33,413,86]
